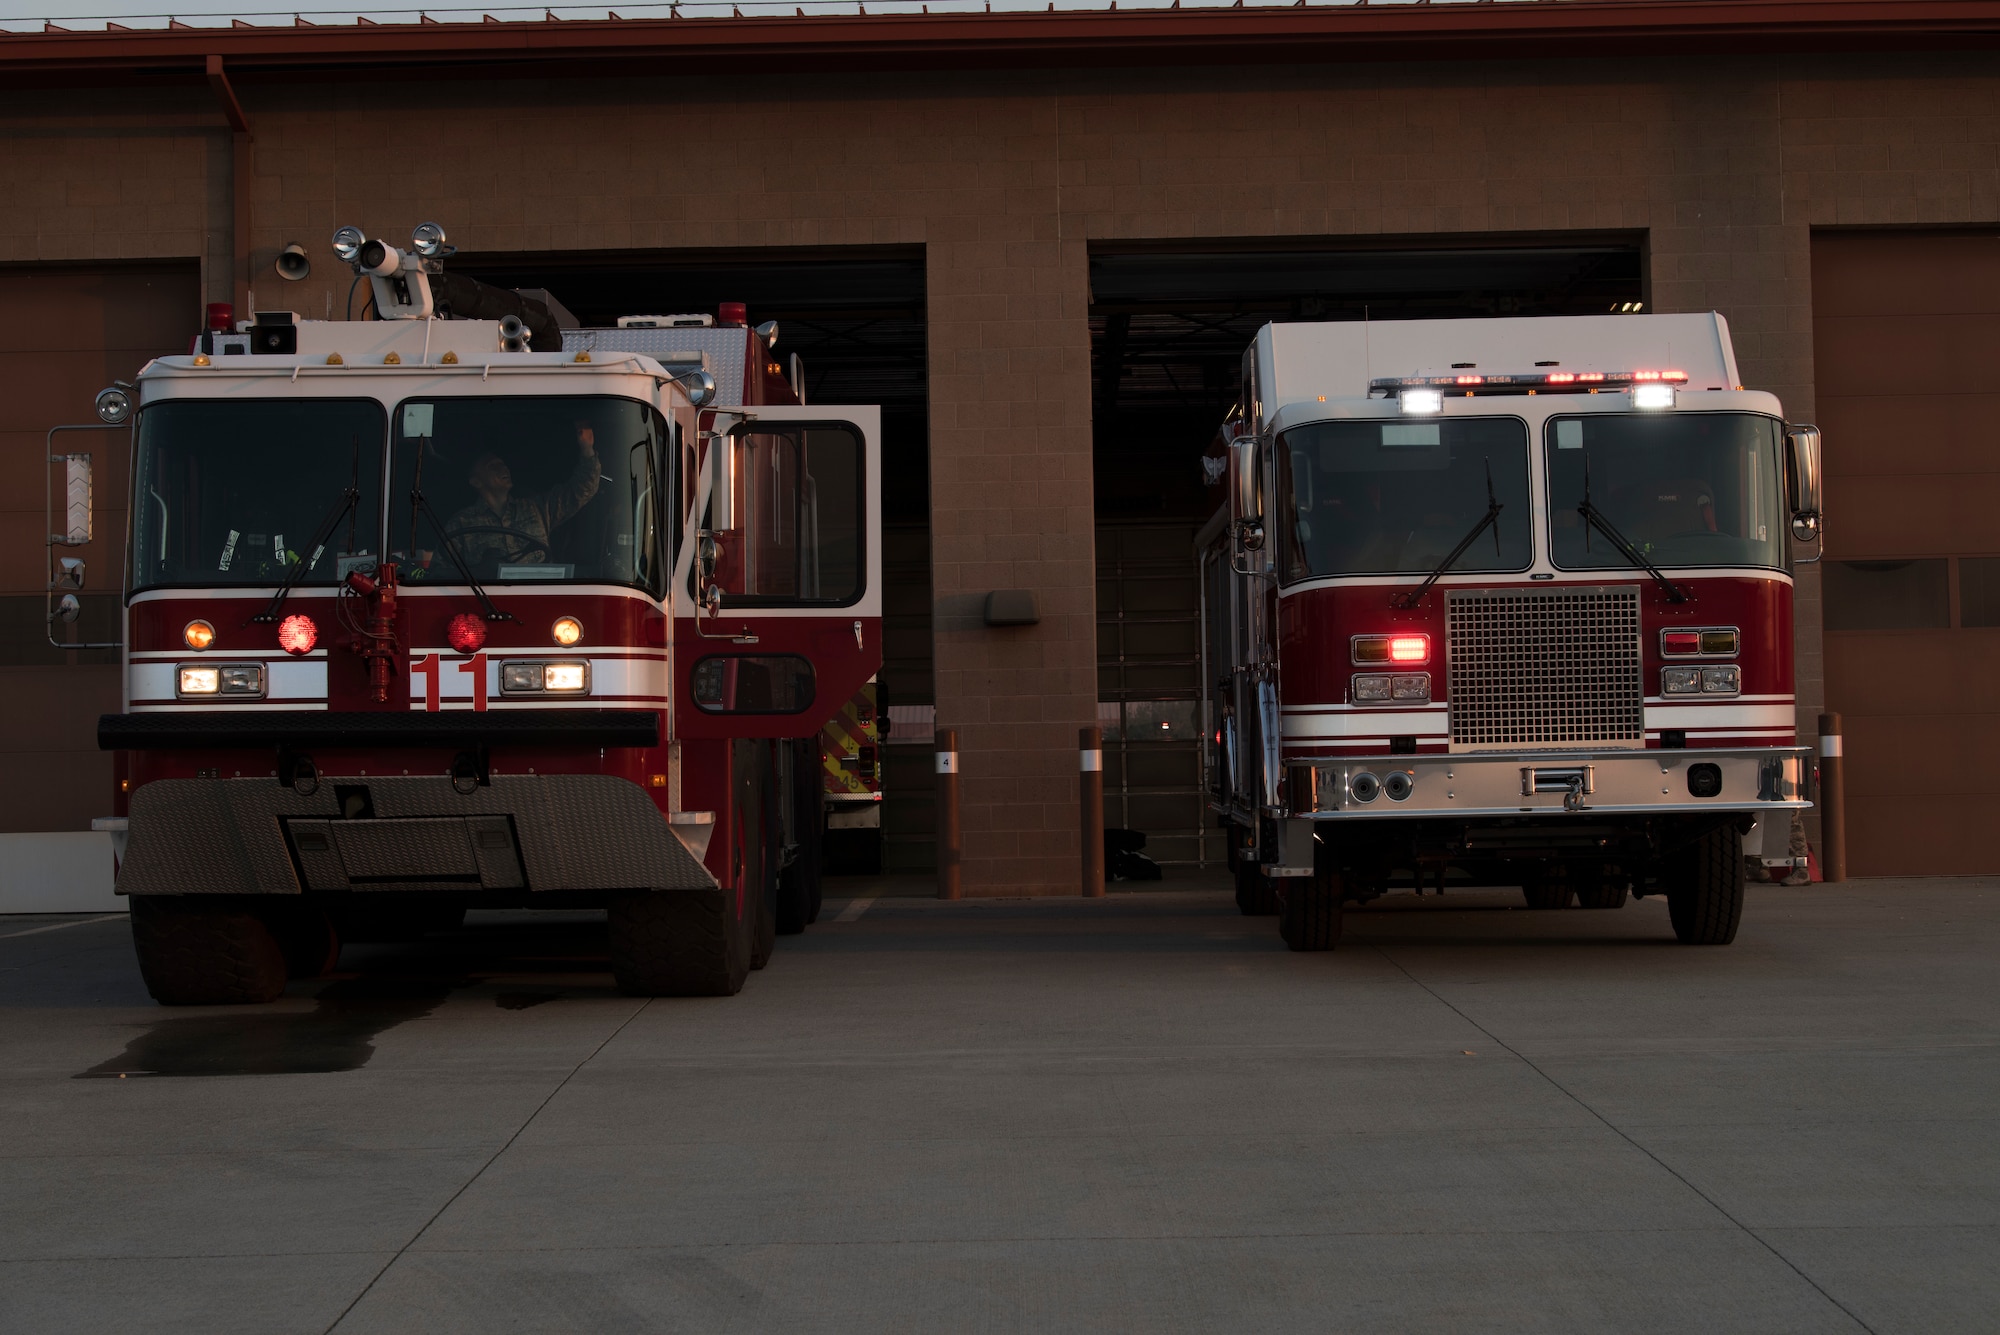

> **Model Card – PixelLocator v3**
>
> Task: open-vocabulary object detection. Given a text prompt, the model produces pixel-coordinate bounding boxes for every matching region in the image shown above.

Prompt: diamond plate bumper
[117,773,716,897]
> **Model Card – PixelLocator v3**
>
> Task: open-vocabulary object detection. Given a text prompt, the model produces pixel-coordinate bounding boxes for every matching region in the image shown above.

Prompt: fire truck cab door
[674,406,882,740]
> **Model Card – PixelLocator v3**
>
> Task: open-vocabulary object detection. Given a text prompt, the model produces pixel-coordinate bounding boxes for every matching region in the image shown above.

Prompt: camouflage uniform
[446,450,601,570]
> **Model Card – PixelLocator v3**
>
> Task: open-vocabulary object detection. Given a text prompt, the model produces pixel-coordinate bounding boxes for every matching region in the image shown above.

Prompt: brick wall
[1,50,1994,881]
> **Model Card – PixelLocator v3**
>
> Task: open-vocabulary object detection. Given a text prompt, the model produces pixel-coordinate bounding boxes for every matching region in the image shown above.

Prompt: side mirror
[1228,438,1262,527]
[55,454,92,547]
[1785,424,1823,548]
[709,433,736,529]
[52,593,80,624]
[55,557,85,591]
[675,367,717,409]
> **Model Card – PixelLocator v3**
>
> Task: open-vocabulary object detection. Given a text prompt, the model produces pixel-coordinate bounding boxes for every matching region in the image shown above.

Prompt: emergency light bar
[1371,368,1690,398]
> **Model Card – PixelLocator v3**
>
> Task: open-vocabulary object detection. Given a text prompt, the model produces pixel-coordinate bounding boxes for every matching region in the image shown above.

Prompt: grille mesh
[1446,586,1644,750]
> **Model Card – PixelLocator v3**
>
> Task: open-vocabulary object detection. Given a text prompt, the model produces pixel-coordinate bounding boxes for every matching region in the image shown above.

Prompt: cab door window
[701,423,864,607]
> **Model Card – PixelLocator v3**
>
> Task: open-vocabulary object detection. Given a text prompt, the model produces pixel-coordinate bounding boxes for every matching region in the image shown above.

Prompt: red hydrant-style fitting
[345,561,402,703]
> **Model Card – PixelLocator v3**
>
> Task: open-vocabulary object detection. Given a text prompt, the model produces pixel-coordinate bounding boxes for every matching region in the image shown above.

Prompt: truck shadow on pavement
[75,973,461,1079]
[75,918,615,1078]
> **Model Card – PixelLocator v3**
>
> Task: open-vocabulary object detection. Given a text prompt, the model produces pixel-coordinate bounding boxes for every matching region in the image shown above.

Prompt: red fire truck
[1201,313,1819,951]
[68,224,880,1003]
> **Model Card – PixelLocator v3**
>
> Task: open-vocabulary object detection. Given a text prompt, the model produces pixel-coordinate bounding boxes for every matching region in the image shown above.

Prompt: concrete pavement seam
[1364,939,1882,1335]
[318,995,654,1335]
[0,916,124,941]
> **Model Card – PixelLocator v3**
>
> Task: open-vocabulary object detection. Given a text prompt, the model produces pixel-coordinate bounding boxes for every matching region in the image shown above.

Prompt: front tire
[1278,845,1342,952]
[1667,824,1745,945]
[129,896,288,1006]
[607,888,750,997]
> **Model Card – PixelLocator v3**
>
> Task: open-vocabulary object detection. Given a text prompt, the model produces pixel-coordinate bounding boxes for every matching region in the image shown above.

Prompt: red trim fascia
[3,0,1998,81]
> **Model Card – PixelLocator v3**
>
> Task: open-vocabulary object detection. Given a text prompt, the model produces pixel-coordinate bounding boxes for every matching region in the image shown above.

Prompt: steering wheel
[443,524,548,562]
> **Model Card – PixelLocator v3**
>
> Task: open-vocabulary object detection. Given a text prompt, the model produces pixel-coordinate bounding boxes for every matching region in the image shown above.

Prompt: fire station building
[2,0,1998,890]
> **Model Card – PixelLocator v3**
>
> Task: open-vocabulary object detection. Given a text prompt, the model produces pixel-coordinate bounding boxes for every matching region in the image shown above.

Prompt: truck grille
[1445,585,1644,750]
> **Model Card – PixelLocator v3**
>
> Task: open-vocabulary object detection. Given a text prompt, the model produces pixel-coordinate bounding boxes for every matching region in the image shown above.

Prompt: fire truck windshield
[389,396,666,592]
[1278,417,1532,580]
[129,398,388,592]
[1545,413,1786,571]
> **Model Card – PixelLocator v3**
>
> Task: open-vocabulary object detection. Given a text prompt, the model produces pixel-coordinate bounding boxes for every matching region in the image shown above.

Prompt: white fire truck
[1201,313,1819,950]
[62,224,880,1003]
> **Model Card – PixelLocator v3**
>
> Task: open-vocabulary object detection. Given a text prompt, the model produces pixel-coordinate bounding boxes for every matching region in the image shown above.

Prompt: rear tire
[1521,874,1574,910]
[1278,862,1342,952]
[1667,825,1745,945]
[1574,880,1629,910]
[607,888,750,996]
[129,896,288,1006]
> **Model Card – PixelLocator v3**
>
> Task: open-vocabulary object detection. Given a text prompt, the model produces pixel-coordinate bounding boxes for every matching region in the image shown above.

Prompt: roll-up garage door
[0,263,198,832]
[1812,231,2000,874]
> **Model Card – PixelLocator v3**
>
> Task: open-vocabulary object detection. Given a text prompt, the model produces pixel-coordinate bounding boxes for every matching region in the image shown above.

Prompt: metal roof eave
[4,0,1999,83]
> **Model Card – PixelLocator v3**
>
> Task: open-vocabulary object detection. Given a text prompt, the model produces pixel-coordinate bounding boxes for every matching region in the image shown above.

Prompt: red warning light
[277,613,318,656]
[1389,634,1430,664]
[447,612,487,655]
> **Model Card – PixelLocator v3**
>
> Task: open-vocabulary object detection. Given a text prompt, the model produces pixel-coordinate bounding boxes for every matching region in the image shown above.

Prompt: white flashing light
[1399,388,1444,415]
[1632,382,1677,411]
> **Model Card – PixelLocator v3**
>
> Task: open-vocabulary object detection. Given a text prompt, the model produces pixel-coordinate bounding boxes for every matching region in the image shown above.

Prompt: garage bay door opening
[1088,239,1645,869]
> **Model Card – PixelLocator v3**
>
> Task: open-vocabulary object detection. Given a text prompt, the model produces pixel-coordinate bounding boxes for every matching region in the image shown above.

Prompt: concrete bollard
[936,727,961,900]
[1817,712,1845,882]
[1080,725,1105,898]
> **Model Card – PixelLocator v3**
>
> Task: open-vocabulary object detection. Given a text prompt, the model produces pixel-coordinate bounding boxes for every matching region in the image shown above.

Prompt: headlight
[1390,674,1430,701]
[177,663,263,698]
[1662,667,1702,695]
[1701,665,1741,695]
[500,660,590,694]
[1353,674,1391,702]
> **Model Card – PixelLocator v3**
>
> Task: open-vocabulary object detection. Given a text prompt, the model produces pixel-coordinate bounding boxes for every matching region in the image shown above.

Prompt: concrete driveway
[2,879,1996,1333]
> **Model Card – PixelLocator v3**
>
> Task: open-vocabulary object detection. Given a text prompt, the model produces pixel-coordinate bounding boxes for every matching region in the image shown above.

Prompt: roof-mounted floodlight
[1399,388,1444,415]
[331,225,364,264]
[411,221,453,259]
[1631,382,1677,411]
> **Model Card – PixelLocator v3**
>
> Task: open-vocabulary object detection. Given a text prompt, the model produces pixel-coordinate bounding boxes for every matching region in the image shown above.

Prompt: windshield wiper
[1392,457,1504,609]
[1577,450,1689,603]
[249,441,362,625]
[408,437,515,623]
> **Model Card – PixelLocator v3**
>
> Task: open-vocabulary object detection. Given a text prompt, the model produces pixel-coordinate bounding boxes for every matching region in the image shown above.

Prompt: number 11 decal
[413,652,488,711]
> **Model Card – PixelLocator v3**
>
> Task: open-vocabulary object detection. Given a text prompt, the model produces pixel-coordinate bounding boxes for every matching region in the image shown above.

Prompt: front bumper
[1284,746,1812,820]
[117,773,715,897]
